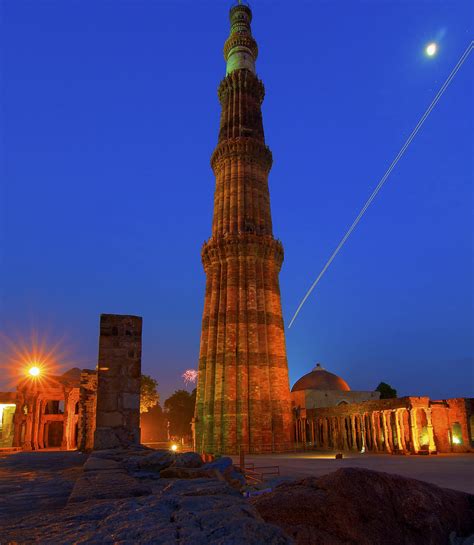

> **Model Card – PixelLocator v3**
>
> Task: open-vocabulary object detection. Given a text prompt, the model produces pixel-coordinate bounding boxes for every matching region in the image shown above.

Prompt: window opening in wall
[44,400,65,415]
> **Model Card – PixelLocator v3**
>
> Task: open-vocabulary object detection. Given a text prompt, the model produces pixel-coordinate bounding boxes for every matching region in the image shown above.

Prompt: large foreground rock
[1,477,291,544]
[252,467,474,545]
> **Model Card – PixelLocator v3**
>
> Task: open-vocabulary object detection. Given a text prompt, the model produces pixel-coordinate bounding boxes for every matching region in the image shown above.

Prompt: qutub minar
[194,3,293,454]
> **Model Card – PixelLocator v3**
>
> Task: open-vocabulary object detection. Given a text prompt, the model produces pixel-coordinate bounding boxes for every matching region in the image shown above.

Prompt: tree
[140,403,168,443]
[164,389,196,440]
[375,382,397,399]
[140,374,159,414]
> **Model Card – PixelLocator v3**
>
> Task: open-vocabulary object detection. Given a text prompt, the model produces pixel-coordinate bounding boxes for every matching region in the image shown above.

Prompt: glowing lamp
[452,436,461,445]
[28,366,41,377]
[170,444,178,452]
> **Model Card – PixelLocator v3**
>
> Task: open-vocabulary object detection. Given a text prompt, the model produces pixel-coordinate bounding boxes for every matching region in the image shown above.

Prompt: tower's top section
[224,3,258,75]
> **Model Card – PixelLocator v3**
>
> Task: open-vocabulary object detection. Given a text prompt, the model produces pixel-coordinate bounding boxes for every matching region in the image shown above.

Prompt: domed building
[291,363,379,411]
[290,362,473,455]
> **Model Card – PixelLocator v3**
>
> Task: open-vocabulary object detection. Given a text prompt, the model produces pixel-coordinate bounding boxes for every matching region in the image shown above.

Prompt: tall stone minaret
[195,3,292,454]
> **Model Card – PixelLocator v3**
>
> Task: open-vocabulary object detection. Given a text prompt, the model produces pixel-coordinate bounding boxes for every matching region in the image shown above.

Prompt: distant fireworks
[182,369,198,385]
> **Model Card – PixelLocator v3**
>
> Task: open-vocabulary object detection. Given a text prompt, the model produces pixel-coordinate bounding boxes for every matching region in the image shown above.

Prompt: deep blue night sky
[1,1,473,401]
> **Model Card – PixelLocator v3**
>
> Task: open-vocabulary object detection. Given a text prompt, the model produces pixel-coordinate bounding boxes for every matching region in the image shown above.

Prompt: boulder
[160,467,215,479]
[162,456,246,490]
[132,450,175,472]
[68,469,151,503]
[173,451,204,469]
[202,456,233,473]
[252,467,474,545]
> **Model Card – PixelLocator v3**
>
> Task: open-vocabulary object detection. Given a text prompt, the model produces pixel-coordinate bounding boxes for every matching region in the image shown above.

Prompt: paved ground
[0,450,87,526]
[232,451,474,494]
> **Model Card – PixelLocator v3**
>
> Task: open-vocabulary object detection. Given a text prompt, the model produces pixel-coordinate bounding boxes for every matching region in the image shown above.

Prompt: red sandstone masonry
[77,370,97,451]
[195,5,292,455]
[295,396,473,454]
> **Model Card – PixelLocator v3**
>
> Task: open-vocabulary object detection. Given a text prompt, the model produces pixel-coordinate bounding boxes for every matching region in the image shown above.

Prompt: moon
[426,42,438,57]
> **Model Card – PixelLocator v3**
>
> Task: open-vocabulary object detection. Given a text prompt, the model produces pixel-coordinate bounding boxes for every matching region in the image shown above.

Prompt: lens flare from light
[170,444,178,452]
[0,330,76,389]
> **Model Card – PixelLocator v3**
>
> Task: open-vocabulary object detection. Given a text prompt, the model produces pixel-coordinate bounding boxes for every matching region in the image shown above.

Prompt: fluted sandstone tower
[195,4,293,454]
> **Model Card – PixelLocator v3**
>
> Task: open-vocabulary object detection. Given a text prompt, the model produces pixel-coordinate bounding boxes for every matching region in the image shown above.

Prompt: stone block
[98,411,123,428]
[122,393,140,410]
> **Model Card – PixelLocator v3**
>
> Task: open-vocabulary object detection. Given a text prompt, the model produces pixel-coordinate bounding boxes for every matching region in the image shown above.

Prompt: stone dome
[61,367,82,379]
[291,363,350,392]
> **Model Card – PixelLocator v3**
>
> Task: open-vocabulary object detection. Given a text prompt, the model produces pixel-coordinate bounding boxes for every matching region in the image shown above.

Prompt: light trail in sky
[288,41,474,329]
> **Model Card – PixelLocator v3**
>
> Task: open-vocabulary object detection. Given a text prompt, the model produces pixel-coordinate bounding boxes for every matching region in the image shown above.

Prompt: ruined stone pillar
[409,408,420,454]
[32,395,42,450]
[43,422,50,448]
[390,410,398,451]
[371,412,378,452]
[398,409,407,452]
[341,417,349,451]
[37,401,45,449]
[61,389,70,450]
[93,314,142,450]
[323,418,329,448]
[23,401,34,450]
[65,389,79,449]
[425,408,437,453]
[366,414,373,451]
[381,411,392,453]
[359,414,366,452]
[78,370,98,451]
[350,415,357,450]
[394,410,400,450]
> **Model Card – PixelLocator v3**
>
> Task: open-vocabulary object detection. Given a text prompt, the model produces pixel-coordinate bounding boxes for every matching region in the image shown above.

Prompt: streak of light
[288,41,474,329]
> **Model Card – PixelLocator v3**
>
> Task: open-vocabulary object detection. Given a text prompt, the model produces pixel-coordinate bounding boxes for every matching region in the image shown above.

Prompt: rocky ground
[0,450,87,526]
[0,448,290,544]
[0,449,473,544]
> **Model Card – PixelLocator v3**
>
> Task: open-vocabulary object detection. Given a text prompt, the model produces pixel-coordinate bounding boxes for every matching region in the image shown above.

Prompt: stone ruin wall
[77,370,97,451]
[302,396,473,453]
[431,398,473,453]
[93,313,142,450]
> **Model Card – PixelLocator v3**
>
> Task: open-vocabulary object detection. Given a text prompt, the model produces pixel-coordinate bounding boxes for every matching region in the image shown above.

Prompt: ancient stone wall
[77,370,97,451]
[294,389,380,410]
[431,398,473,452]
[93,314,142,450]
[296,396,473,454]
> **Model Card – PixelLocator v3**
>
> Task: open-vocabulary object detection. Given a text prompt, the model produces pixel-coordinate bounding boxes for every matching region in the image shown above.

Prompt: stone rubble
[0,449,292,544]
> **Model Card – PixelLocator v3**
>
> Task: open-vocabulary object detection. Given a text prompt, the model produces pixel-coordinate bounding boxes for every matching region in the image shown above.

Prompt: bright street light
[28,366,41,377]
